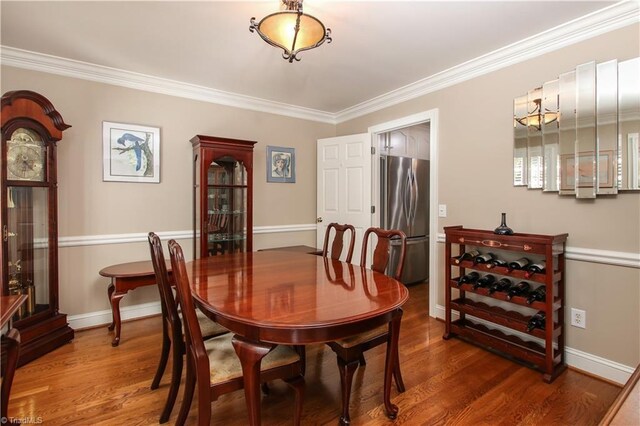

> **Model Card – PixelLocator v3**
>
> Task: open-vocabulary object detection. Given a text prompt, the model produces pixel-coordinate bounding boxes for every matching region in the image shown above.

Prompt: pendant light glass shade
[515,98,559,130]
[250,0,331,62]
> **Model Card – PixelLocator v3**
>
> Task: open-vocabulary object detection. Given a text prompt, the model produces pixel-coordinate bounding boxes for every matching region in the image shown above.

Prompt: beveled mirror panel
[558,70,577,196]
[575,61,596,199]
[542,80,559,192]
[596,60,618,195]
[514,95,528,186]
[514,56,640,198]
[619,57,640,190]
[527,87,544,189]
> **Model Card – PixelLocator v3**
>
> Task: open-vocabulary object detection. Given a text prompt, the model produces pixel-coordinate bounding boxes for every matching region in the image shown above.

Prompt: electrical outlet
[571,308,586,329]
[438,204,447,217]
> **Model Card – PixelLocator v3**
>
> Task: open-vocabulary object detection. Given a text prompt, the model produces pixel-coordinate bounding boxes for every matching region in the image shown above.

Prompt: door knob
[317,217,323,223]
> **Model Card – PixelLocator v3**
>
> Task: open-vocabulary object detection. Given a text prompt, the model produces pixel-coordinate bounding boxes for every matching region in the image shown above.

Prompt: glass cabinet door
[6,186,51,320]
[205,157,247,256]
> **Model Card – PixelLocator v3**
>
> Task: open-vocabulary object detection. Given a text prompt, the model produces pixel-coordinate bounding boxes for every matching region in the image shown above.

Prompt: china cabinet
[1,90,74,365]
[191,135,256,258]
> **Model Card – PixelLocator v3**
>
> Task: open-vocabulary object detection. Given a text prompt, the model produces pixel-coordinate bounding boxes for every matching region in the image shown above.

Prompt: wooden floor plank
[7,283,620,425]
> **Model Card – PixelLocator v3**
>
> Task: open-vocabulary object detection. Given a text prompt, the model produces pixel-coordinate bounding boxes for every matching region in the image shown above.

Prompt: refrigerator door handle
[412,167,419,225]
[404,168,418,234]
[403,170,412,228]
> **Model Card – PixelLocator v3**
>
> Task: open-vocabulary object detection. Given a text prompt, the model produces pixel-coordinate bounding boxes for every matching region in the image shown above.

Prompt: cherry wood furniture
[168,241,305,426]
[326,227,408,423]
[322,223,356,263]
[258,245,321,255]
[443,225,568,383]
[99,260,170,347]
[1,90,74,365]
[1,294,27,420]
[184,250,409,426]
[599,363,640,425]
[147,233,229,423]
[191,135,256,259]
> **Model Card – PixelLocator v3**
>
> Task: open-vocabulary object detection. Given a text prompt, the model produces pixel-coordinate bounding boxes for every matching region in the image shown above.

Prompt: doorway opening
[368,110,439,318]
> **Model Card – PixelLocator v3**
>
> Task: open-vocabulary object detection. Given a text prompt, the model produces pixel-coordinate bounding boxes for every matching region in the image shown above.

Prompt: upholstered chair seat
[332,325,388,348]
[177,308,228,339]
[203,333,302,384]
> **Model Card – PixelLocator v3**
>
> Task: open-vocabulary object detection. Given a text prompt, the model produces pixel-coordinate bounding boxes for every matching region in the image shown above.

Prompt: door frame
[368,109,439,318]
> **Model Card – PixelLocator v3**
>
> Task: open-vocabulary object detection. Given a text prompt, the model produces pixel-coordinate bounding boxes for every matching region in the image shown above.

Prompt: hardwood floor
[7,283,620,425]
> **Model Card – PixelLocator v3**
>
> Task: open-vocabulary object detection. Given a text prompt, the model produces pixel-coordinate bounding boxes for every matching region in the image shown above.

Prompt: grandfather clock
[1,90,74,365]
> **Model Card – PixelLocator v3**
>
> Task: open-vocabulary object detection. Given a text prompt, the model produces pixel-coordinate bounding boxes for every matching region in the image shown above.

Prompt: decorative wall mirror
[514,56,640,198]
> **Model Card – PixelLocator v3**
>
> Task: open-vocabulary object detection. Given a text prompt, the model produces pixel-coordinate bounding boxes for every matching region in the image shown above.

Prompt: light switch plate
[438,204,447,217]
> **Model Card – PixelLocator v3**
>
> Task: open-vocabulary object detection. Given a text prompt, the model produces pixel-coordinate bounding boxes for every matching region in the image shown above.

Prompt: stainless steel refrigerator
[380,156,429,284]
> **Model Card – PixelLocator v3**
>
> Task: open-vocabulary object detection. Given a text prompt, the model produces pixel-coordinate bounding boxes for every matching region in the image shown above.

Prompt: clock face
[6,128,45,181]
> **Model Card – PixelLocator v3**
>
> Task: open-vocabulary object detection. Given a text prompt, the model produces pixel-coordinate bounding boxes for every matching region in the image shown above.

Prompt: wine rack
[443,226,568,383]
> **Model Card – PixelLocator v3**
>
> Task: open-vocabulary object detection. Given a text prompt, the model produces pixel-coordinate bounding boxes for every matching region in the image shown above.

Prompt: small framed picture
[103,121,160,183]
[560,150,613,190]
[266,146,295,183]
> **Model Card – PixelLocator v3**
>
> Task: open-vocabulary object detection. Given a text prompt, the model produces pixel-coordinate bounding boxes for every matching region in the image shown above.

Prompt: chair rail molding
[59,224,317,248]
[436,232,640,269]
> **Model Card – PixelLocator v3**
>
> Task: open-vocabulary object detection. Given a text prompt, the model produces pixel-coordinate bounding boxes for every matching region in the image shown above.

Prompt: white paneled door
[317,134,371,263]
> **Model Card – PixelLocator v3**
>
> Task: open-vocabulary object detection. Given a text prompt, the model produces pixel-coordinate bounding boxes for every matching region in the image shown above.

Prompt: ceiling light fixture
[250,0,332,63]
[515,98,558,130]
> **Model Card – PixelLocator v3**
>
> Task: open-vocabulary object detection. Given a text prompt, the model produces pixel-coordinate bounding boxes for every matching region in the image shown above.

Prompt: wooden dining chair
[326,227,407,425]
[322,223,356,263]
[147,232,229,423]
[167,239,305,426]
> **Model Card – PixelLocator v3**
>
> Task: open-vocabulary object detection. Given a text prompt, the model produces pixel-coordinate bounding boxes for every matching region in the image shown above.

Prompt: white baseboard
[565,347,635,385]
[68,301,161,330]
[435,304,633,385]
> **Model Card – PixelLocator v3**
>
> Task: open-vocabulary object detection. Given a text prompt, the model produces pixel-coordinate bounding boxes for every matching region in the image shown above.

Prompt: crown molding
[334,1,640,123]
[0,46,336,124]
[1,2,637,125]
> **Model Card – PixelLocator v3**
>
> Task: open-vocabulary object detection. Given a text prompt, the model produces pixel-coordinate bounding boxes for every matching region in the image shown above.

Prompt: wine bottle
[524,261,546,278]
[473,274,496,290]
[506,281,531,300]
[526,286,546,304]
[453,249,480,264]
[527,311,546,332]
[488,277,512,294]
[486,258,507,269]
[508,257,530,272]
[473,252,495,265]
[457,272,480,286]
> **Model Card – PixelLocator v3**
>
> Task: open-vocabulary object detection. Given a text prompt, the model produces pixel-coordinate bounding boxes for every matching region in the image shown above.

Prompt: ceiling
[0,1,626,118]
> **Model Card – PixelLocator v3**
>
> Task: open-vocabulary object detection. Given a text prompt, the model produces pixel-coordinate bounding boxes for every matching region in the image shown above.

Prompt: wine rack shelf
[450,259,562,285]
[443,226,568,383]
[449,280,562,311]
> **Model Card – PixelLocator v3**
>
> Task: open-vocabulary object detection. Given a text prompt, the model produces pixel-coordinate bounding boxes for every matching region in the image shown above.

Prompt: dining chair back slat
[361,227,407,280]
[322,223,356,263]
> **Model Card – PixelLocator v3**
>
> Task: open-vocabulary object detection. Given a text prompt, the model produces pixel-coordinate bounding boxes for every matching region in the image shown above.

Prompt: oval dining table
[186,250,409,425]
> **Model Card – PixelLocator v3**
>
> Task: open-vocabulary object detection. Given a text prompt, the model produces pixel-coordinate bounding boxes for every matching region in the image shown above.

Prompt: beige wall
[2,24,638,371]
[337,24,640,367]
[1,67,334,317]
